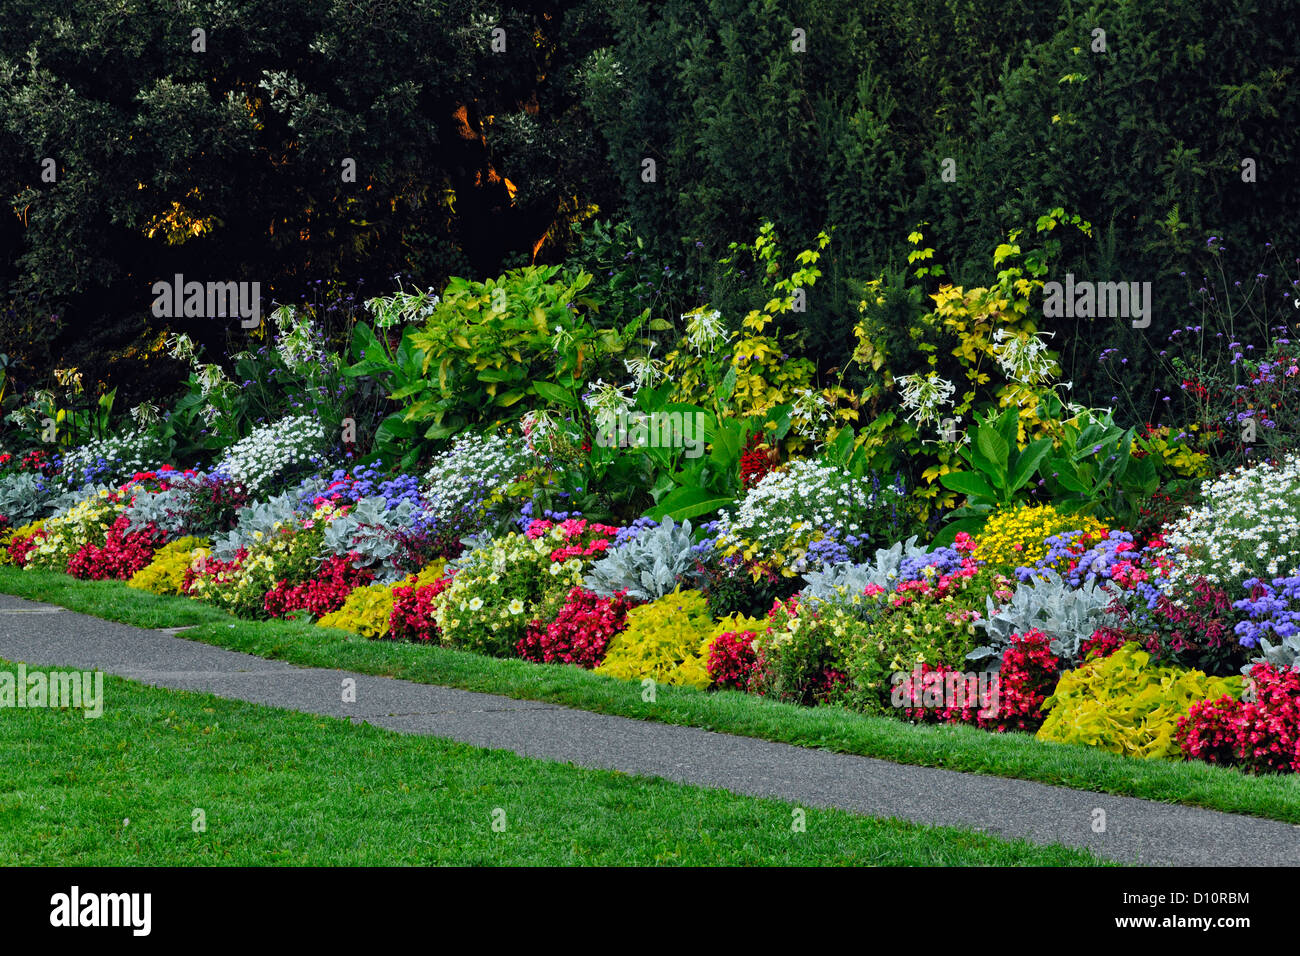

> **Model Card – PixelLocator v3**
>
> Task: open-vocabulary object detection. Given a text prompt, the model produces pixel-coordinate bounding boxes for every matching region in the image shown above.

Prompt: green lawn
[3,565,1298,826]
[0,659,1102,865]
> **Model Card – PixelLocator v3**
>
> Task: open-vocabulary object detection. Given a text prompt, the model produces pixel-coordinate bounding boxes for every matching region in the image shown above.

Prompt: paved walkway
[1,592,1297,865]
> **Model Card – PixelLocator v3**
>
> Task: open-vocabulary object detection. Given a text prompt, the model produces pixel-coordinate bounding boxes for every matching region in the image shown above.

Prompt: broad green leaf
[940,471,999,501]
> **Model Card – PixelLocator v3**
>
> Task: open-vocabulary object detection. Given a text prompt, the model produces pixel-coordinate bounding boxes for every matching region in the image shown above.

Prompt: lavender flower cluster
[1233,575,1300,648]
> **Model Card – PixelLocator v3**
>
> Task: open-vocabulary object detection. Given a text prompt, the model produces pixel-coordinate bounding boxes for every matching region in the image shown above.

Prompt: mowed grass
[3,566,1299,825]
[0,660,1103,866]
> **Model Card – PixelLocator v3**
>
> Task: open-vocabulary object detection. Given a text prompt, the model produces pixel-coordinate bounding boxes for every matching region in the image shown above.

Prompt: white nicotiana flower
[167,332,197,363]
[683,308,731,355]
[130,402,161,427]
[583,379,635,431]
[624,354,664,389]
[790,387,834,439]
[991,328,1058,385]
[896,372,956,426]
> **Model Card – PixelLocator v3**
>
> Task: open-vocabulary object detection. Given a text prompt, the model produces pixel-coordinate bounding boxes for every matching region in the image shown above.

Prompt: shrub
[190,515,328,619]
[751,595,856,706]
[127,536,211,595]
[595,587,714,689]
[516,586,634,668]
[1036,643,1243,759]
[25,488,122,572]
[434,519,618,656]
[844,560,1004,713]
[1177,663,1300,774]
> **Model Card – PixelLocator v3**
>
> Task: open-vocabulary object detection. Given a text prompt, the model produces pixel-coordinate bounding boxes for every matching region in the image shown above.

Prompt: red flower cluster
[739,433,776,489]
[525,517,620,563]
[1079,626,1129,660]
[388,572,453,642]
[706,628,761,690]
[65,515,166,580]
[182,550,246,593]
[263,555,374,619]
[6,527,46,567]
[1177,663,1300,774]
[0,449,51,473]
[988,629,1060,731]
[516,587,634,667]
[895,629,1059,732]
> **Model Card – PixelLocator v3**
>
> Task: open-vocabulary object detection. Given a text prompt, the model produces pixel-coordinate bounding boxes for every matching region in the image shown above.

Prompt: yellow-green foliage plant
[317,582,396,639]
[661,224,857,455]
[127,536,211,595]
[1036,643,1243,759]
[596,587,715,689]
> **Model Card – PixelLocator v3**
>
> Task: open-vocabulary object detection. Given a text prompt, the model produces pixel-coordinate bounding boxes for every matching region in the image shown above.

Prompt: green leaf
[1044,457,1088,493]
[976,426,1010,474]
[940,470,999,502]
[531,381,578,408]
[1008,438,1054,493]
[645,486,734,522]
[718,364,738,403]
